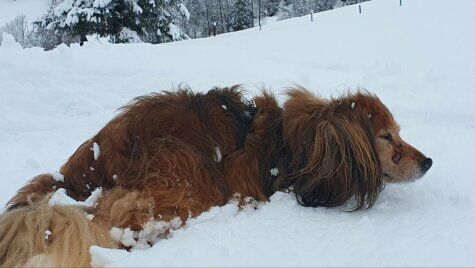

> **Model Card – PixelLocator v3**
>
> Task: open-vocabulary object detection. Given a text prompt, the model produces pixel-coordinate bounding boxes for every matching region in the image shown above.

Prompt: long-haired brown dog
[0,86,432,266]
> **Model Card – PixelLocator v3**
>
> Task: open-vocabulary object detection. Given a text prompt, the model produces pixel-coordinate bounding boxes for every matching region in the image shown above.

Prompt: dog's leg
[95,187,155,231]
[143,138,229,220]
[108,137,229,222]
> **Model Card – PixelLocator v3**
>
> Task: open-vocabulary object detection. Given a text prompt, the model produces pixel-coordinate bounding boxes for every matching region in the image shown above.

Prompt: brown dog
[0,86,432,266]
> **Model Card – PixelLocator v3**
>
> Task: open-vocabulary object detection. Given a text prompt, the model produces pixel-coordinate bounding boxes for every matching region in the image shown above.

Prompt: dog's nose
[421,158,433,172]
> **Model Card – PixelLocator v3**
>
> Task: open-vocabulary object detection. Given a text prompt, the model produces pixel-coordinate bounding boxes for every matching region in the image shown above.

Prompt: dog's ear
[290,97,384,210]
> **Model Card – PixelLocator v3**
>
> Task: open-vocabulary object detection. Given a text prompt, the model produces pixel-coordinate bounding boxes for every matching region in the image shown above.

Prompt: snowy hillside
[1,0,475,266]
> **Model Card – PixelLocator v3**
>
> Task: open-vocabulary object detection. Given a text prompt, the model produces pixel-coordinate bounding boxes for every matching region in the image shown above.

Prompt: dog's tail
[0,195,117,267]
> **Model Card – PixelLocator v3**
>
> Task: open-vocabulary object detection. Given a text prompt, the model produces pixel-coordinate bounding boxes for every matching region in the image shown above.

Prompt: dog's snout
[421,158,433,172]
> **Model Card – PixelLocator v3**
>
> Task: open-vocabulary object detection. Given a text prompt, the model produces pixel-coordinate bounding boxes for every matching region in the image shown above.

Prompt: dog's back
[0,86,282,266]
[8,86,256,208]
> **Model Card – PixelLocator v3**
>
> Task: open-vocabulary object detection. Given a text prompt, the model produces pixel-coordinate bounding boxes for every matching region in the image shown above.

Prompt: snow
[93,0,113,9]
[91,142,100,160]
[117,228,136,247]
[179,3,190,21]
[44,229,52,240]
[109,218,183,250]
[0,33,22,50]
[52,170,65,182]
[214,146,222,163]
[117,27,142,43]
[168,23,186,41]
[48,188,102,208]
[128,0,143,14]
[270,168,279,176]
[1,0,475,266]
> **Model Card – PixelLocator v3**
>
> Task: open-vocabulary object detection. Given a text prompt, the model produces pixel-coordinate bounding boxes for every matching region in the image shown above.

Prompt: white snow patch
[52,171,65,182]
[86,214,95,221]
[130,0,143,14]
[0,33,22,50]
[44,230,52,240]
[214,146,222,162]
[221,105,227,110]
[48,187,102,207]
[179,3,190,21]
[92,0,112,8]
[109,217,182,250]
[120,228,136,247]
[351,102,356,109]
[91,142,100,160]
[118,27,142,43]
[270,168,279,176]
[109,227,123,242]
[168,23,186,41]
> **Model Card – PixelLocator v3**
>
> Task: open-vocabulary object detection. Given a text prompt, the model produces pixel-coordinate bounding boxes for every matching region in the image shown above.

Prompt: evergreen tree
[262,0,280,16]
[184,0,206,38]
[277,0,293,19]
[38,0,188,44]
[292,0,307,16]
[229,0,253,31]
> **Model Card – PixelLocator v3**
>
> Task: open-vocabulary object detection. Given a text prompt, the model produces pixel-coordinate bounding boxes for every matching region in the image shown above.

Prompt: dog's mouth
[383,173,413,183]
[383,171,425,183]
[382,173,396,183]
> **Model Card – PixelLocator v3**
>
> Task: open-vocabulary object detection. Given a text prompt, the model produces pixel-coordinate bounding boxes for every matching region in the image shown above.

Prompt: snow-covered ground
[1,0,475,266]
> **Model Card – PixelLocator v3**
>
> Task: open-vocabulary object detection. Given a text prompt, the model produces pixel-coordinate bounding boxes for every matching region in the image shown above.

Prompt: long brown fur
[1,86,396,266]
[0,195,116,267]
[279,88,383,210]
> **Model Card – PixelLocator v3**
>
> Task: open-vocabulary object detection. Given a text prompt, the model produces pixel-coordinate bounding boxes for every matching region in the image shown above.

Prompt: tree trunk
[218,0,227,33]
[205,1,211,36]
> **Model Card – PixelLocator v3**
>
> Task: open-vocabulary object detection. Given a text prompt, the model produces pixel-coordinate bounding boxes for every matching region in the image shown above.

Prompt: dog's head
[355,93,433,184]
[282,88,432,210]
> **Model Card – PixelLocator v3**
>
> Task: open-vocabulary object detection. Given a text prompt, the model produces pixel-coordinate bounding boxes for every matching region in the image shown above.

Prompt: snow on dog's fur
[0,86,432,266]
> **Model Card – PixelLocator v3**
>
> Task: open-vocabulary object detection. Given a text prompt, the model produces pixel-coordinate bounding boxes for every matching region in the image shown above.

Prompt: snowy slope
[1,0,475,266]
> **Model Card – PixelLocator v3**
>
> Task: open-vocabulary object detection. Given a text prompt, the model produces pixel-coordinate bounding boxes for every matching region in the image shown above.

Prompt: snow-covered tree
[38,0,189,44]
[0,15,64,50]
[335,0,362,7]
[229,0,253,31]
[262,0,280,16]
[0,15,29,46]
[292,0,308,16]
[277,0,293,20]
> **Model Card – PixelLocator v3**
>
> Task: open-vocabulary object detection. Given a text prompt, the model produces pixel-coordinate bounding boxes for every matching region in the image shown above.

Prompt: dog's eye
[380,133,392,141]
